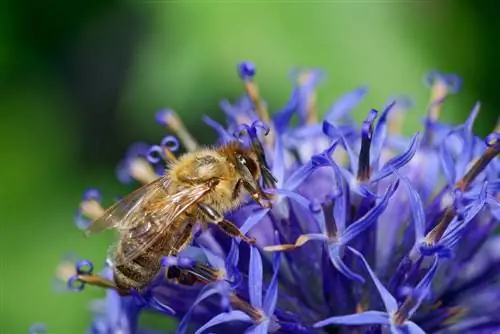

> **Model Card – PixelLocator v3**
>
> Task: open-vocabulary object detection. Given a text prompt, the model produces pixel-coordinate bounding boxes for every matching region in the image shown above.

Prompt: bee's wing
[85,177,170,236]
[110,182,213,266]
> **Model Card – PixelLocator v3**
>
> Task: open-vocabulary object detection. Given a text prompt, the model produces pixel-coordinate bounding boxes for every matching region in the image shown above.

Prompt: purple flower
[50,66,500,334]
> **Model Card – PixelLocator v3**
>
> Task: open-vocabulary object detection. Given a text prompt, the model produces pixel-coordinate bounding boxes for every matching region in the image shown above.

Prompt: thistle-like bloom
[46,63,500,334]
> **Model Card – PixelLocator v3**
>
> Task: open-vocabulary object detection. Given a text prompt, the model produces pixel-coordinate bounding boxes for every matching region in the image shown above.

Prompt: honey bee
[80,139,277,295]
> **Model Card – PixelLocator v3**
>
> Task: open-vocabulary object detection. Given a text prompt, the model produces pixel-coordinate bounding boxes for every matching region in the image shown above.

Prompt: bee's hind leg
[197,203,256,245]
[168,263,222,285]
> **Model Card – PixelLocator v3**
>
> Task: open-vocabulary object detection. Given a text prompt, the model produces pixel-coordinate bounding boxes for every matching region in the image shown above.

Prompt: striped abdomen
[112,216,193,295]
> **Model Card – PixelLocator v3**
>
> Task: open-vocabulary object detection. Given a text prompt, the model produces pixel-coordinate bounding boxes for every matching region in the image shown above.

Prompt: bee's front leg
[197,203,256,244]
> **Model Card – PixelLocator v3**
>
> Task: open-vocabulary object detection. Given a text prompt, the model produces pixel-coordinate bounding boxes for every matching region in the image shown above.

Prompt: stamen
[128,158,159,185]
[494,118,500,134]
[387,96,413,135]
[56,261,77,283]
[392,297,417,326]
[425,71,461,122]
[237,62,270,124]
[156,109,198,152]
[79,199,105,221]
[263,233,328,252]
[357,109,378,181]
[230,293,265,323]
[424,206,456,246]
[297,70,320,124]
[455,133,500,191]
[442,306,468,325]
[425,134,500,246]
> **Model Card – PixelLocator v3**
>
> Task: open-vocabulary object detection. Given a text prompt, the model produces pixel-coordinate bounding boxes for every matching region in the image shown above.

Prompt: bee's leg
[171,222,195,254]
[176,263,223,285]
[197,203,256,244]
[242,181,272,209]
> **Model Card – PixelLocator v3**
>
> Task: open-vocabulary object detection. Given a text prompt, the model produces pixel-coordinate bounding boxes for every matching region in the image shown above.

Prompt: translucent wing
[111,181,214,266]
[85,177,170,236]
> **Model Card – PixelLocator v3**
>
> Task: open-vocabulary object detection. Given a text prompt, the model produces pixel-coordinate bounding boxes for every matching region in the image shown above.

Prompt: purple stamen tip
[485,132,500,147]
[155,108,174,126]
[238,61,256,80]
[424,70,462,93]
[67,275,85,292]
[309,200,322,213]
[178,257,194,268]
[161,256,177,268]
[161,135,180,152]
[147,145,163,164]
[28,323,47,334]
[82,188,101,202]
[76,259,94,275]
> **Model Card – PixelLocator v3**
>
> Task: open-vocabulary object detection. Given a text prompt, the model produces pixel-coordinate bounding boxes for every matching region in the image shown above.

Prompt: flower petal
[263,245,281,316]
[194,310,253,334]
[370,100,396,167]
[324,86,368,122]
[349,247,398,312]
[341,180,399,244]
[249,246,263,309]
[328,245,365,283]
[403,321,427,334]
[372,133,420,183]
[314,311,390,327]
[202,116,234,143]
[240,209,271,235]
[245,319,270,334]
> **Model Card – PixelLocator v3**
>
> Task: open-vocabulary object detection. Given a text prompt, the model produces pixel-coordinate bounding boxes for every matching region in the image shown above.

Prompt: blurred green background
[1,1,499,333]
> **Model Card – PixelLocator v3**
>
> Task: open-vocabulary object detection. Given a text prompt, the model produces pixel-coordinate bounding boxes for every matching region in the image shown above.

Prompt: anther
[392,297,417,326]
[296,70,322,124]
[425,71,461,122]
[455,133,500,191]
[79,195,105,221]
[76,260,94,275]
[237,61,271,125]
[155,109,198,152]
[230,293,266,323]
[128,158,159,185]
[160,135,180,162]
[387,96,413,135]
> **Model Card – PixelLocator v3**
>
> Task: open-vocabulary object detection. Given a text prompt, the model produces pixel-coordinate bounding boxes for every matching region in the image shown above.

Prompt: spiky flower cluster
[47,64,500,334]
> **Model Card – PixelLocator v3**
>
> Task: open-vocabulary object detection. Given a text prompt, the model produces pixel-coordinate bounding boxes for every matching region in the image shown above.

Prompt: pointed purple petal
[282,162,315,192]
[371,101,396,167]
[439,138,457,185]
[372,133,420,183]
[341,180,399,243]
[349,247,398,312]
[176,284,222,334]
[194,310,253,334]
[324,86,368,122]
[314,311,390,327]
[323,121,359,174]
[404,321,427,334]
[397,171,426,241]
[245,320,270,334]
[263,248,281,316]
[249,246,263,308]
[240,209,271,235]
[202,116,234,143]
[272,188,325,233]
[328,245,365,283]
